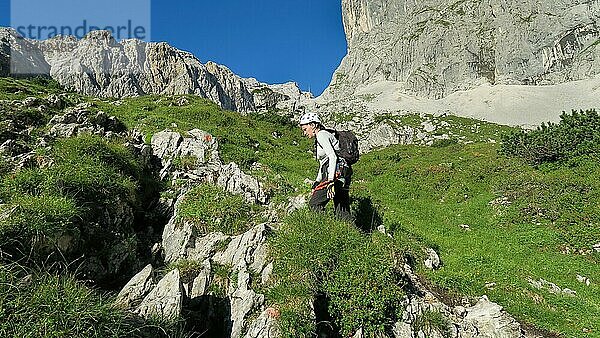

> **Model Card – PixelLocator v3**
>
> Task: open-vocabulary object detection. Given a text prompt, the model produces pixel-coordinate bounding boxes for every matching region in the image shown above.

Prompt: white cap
[299,112,321,125]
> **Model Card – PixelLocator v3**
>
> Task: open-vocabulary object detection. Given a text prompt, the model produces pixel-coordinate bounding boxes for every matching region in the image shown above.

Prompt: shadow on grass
[314,291,342,338]
[352,196,383,234]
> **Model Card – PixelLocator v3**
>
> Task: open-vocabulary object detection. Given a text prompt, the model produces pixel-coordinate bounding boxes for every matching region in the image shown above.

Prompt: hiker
[299,112,353,220]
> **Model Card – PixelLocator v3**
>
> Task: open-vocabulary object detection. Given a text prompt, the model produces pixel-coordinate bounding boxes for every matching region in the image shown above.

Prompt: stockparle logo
[14,19,148,41]
[11,0,151,41]
[9,0,151,75]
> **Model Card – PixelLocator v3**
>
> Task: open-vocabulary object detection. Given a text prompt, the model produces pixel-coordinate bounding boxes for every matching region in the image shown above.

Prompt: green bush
[177,183,256,235]
[268,210,405,337]
[501,109,600,165]
[28,76,63,91]
[324,233,405,335]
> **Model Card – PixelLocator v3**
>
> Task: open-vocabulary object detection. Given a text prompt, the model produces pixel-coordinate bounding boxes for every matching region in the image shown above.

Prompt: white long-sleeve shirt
[315,130,339,182]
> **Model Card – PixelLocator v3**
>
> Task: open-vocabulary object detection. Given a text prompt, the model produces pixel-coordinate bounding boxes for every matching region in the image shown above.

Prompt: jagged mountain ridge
[0,27,311,113]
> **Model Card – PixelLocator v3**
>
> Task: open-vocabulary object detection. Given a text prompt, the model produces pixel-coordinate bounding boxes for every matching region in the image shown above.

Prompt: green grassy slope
[1,77,599,337]
[354,143,600,336]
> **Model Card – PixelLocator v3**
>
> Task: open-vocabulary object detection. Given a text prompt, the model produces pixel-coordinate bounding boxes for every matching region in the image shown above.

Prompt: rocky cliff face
[0,27,310,113]
[323,0,600,100]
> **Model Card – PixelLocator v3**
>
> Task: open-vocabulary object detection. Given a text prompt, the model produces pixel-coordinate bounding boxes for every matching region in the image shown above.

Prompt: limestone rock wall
[323,0,600,100]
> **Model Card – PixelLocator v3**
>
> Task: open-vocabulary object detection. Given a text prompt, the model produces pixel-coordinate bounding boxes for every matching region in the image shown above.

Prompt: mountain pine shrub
[501,109,600,165]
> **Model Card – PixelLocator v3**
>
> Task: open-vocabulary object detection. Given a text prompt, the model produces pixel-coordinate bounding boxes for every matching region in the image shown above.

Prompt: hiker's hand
[326,182,335,199]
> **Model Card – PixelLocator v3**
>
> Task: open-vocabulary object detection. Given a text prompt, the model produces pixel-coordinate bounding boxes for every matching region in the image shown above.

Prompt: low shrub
[177,183,256,235]
[501,109,600,165]
[431,138,458,148]
[28,76,63,91]
[268,210,405,337]
[324,233,405,335]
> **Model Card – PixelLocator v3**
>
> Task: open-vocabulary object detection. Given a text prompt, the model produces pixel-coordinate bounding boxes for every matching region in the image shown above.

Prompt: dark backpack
[317,129,360,165]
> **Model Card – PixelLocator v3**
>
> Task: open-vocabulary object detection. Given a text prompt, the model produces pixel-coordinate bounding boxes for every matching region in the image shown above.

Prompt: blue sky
[1,0,347,96]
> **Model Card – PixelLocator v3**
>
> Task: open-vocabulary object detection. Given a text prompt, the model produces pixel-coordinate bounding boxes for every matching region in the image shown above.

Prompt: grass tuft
[177,183,257,235]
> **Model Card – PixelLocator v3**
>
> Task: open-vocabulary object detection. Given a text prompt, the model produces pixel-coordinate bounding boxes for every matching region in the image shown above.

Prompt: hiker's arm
[317,132,337,181]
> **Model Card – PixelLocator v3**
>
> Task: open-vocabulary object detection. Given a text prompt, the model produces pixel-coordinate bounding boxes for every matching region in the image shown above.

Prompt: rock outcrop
[0,28,49,76]
[129,204,273,335]
[48,106,125,138]
[392,265,532,338]
[136,269,185,320]
[149,127,269,269]
[243,77,313,112]
[0,93,71,167]
[218,162,269,204]
[243,309,280,338]
[115,264,154,309]
[317,110,497,154]
[393,294,526,338]
[149,128,268,205]
[150,129,222,181]
[109,122,275,335]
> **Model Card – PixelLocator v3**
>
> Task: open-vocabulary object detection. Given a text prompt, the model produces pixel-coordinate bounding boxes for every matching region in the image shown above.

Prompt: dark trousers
[309,180,352,221]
